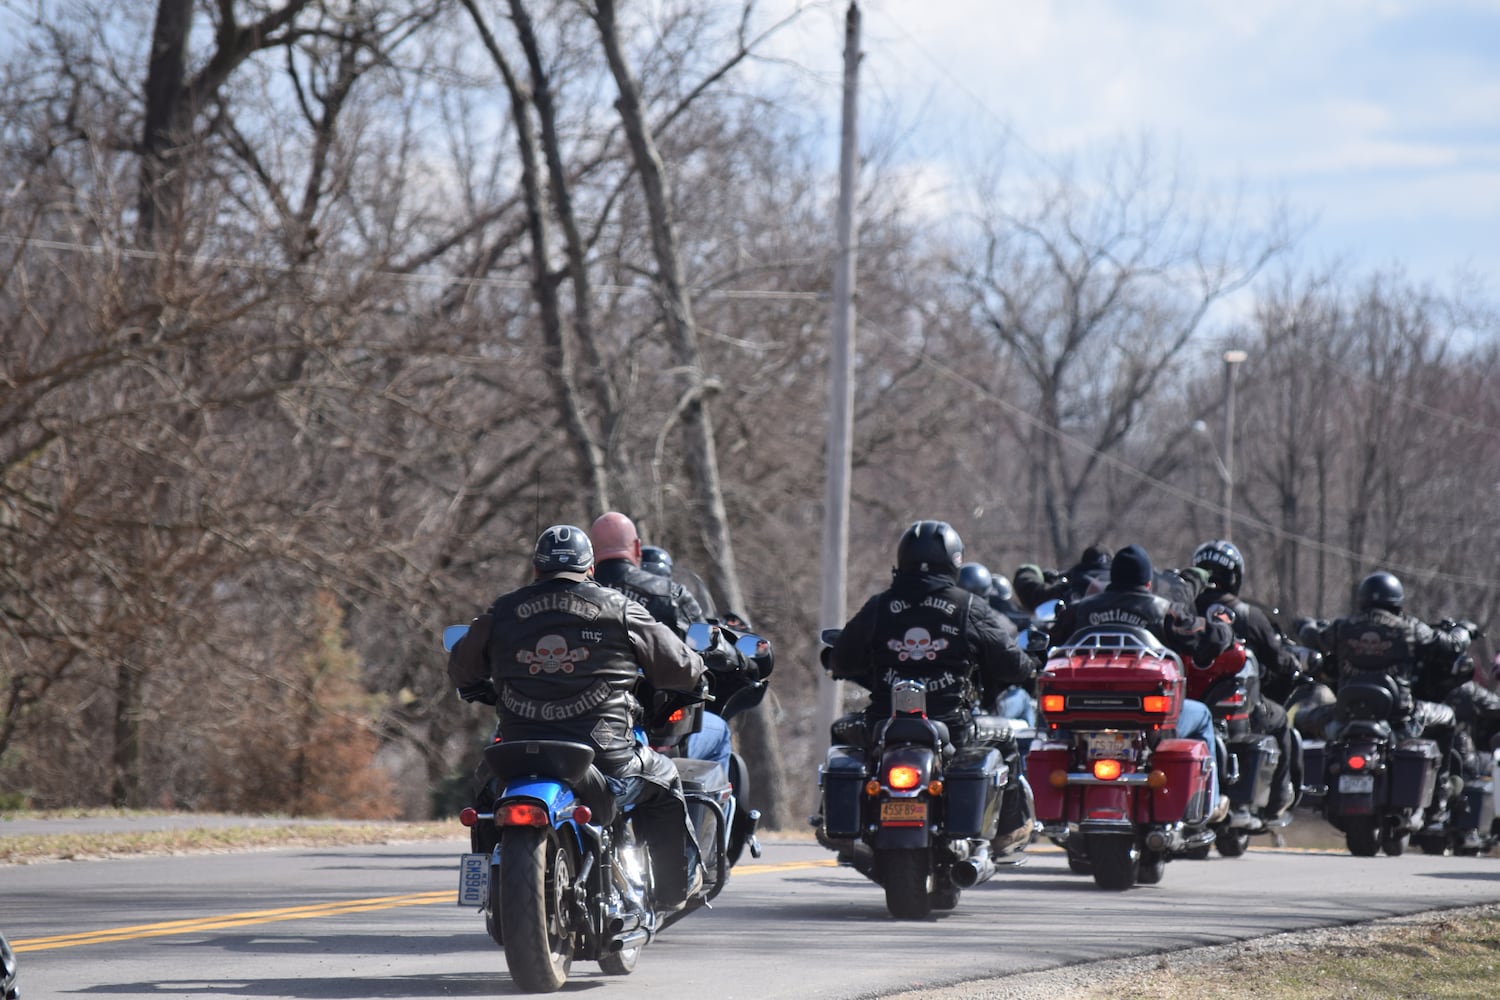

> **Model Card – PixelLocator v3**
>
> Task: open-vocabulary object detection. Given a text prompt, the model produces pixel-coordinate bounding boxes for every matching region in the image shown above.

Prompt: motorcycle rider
[1050,543,1234,823]
[447,524,706,908]
[958,562,1035,724]
[641,544,674,578]
[1190,539,1300,823]
[589,513,732,773]
[1307,570,1467,835]
[1013,544,1112,612]
[828,520,1041,847]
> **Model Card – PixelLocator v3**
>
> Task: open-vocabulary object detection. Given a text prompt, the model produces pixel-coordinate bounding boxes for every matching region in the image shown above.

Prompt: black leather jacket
[1052,586,1233,668]
[1196,587,1299,686]
[474,576,704,771]
[830,571,1037,724]
[593,558,704,638]
[1313,608,1468,691]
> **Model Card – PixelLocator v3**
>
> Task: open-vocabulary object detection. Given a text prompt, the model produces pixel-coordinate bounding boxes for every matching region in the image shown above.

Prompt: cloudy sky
[760,0,1500,300]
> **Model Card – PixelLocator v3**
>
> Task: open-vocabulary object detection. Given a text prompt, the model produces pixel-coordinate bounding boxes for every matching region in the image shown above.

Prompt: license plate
[458,853,489,907]
[880,799,927,825]
[1338,774,1375,795]
[1083,732,1135,760]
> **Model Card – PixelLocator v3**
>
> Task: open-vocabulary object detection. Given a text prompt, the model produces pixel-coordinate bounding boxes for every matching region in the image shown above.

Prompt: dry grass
[1060,909,1500,999]
[0,811,461,864]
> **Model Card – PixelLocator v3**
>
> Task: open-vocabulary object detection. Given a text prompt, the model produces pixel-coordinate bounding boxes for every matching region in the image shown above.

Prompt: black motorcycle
[1316,669,1442,857]
[815,630,1032,920]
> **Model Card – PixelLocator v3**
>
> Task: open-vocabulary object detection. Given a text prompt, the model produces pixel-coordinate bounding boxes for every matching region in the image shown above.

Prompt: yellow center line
[12,860,841,953]
[11,891,452,953]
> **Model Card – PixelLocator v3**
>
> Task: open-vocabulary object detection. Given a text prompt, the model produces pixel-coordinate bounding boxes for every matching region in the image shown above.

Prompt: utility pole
[1221,349,1247,539]
[816,2,861,747]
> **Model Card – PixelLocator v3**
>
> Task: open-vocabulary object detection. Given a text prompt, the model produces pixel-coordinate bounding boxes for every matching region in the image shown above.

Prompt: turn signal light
[1042,694,1065,714]
[1146,770,1168,789]
[668,708,685,723]
[887,765,922,790]
[1049,769,1068,789]
[459,807,479,827]
[1347,754,1367,771]
[496,803,550,827]
[1092,759,1123,781]
[927,779,944,796]
[572,805,592,825]
[865,779,881,797]
[1142,695,1170,714]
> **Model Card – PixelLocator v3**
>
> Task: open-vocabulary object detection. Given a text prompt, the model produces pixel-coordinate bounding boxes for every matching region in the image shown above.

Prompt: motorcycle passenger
[1050,543,1234,823]
[828,521,1040,842]
[641,544,674,578]
[589,513,731,773]
[959,562,1035,725]
[1308,570,1467,835]
[1191,539,1300,823]
[1013,544,1112,612]
[449,524,706,908]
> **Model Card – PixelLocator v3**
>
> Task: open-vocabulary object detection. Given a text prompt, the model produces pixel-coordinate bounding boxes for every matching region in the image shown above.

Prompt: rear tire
[1345,816,1379,857]
[1135,849,1167,885]
[1088,833,1139,891]
[880,849,933,920]
[1381,824,1409,857]
[500,826,576,993]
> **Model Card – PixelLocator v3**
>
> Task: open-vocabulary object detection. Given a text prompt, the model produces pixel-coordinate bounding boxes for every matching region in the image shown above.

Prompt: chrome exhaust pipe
[950,844,994,889]
[608,928,649,953]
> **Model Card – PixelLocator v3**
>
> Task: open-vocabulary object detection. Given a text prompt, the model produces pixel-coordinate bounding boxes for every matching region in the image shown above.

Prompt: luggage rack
[1050,629,1183,667]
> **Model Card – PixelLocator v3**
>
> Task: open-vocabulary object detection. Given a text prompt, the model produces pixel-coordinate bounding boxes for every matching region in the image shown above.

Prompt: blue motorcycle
[445,622,768,992]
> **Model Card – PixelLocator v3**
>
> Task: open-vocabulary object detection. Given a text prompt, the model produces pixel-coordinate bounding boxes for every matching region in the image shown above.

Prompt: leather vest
[593,559,690,637]
[1066,589,1171,637]
[869,581,976,722]
[1331,609,1418,680]
[486,578,642,769]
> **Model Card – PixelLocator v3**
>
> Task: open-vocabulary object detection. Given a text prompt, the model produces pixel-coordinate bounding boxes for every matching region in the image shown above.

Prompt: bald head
[590,511,641,564]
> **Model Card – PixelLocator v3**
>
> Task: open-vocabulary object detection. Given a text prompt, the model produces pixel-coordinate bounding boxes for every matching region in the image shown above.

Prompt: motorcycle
[1184,640,1293,857]
[1316,669,1441,857]
[815,629,1033,920]
[649,621,770,875]
[0,931,16,1000]
[1028,624,1216,890]
[445,622,770,991]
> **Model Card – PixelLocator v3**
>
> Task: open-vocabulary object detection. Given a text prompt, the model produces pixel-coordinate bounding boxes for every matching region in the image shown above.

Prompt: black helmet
[640,545,673,578]
[1193,539,1244,593]
[1356,571,1404,611]
[533,524,594,576]
[957,562,993,596]
[991,573,1015,603]
[896,520,963,576]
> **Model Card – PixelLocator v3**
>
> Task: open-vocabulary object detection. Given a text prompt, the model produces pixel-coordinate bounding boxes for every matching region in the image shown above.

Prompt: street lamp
[1192,349,1247,539]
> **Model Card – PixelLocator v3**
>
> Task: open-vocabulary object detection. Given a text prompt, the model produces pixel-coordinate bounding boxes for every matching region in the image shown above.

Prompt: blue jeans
[1177,698,1219,805]
[996,685,1037,727]
[685,711,732,773]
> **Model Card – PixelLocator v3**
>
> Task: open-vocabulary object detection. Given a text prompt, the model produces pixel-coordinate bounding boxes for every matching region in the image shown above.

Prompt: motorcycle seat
[877,715,950,748]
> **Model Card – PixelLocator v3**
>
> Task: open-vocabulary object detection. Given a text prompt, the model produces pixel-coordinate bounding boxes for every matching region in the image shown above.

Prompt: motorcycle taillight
[496,803,550,827]
[887,765,922,790]
[1347,754,1368,771]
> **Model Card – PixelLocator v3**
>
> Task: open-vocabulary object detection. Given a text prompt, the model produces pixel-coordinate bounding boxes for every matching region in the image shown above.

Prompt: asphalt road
[4,834,1500,999]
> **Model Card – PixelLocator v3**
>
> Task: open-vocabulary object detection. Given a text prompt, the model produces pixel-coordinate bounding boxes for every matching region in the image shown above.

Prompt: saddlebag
[943,746,1007,838]
[1148,738,1211,823]
[1024,743,1070,822]
[821,746,866,838]
[1226,733,1281,809]
[1389,738,1441,809]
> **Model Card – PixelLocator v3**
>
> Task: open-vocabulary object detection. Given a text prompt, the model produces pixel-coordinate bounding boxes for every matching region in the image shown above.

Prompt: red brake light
[1347,754,1367,771]
[887,765,922,790]
[668,708,685,723]
[1216,691,1247,707]
[1041,694,1065,714]
[496,803,550,827]
[1093,759,1123,781]
[1142,695,1170,714]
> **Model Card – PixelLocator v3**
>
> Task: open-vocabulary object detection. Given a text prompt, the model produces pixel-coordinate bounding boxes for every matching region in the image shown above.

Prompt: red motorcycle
[1185,641,1292,857]
[1029,627,1215,889]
